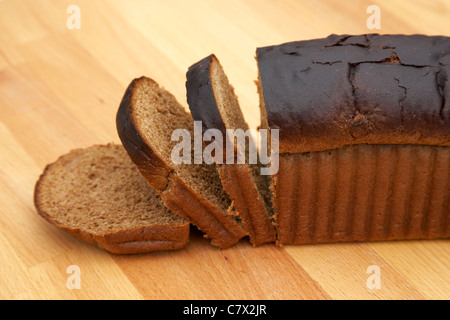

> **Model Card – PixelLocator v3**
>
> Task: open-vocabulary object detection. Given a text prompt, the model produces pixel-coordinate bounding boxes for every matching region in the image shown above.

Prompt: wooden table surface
[1,0,449,300]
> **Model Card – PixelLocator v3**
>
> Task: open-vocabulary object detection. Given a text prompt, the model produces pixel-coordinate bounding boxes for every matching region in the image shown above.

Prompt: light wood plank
[285,242,425,299]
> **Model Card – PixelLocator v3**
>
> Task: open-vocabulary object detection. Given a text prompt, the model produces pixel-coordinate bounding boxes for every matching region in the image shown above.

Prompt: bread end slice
[34,144,189,254]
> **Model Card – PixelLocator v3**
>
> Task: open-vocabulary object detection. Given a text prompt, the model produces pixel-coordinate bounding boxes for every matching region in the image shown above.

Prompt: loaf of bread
[34,144,190,254]
[186,54,276,246]
[116,76,246,248]
[35,34,450,253]
[256,34,450,244]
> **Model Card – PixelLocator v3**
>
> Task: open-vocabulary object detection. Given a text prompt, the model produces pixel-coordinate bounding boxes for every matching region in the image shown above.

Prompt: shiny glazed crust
[257,34,450,154]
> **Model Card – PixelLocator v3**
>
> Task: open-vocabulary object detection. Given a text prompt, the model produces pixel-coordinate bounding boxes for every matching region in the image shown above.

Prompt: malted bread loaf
[36,33,450,253]
[256,34,450,244]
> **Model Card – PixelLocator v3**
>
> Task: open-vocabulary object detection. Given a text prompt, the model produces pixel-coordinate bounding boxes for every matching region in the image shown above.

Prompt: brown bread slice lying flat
[116,76,246,248]
[186,54,276,246]
[34,144,189,254]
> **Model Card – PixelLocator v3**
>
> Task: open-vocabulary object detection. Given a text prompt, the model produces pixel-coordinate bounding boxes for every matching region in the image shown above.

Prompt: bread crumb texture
[35,144,187,236]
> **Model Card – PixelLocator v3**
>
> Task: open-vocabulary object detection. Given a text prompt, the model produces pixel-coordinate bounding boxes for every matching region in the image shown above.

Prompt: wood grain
[0,0,449,300]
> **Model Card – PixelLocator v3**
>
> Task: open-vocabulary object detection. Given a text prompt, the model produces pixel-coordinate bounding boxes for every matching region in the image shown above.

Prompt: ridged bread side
[272,144,450,244]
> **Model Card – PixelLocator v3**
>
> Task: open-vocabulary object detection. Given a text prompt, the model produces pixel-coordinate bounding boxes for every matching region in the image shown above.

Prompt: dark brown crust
[116,77,246,248]
[116,77,172,191]
[186,55,277,245]
[216,164,276,245]
[161,174,246,248]
[257,34,450,154]
[33,145,190,254]
[272,144,450,244]
[186,54,227,136]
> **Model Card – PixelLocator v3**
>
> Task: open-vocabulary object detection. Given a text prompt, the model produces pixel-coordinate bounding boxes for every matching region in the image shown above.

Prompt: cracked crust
[256,34,450,154]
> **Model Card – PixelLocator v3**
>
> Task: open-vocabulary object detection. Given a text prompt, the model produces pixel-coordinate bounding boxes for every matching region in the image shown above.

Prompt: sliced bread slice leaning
[34,144,189,254]
[116,76,246,248]
[186,54,276,246]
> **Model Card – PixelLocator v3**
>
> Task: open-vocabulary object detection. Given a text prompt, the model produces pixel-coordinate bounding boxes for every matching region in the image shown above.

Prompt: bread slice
[34,144,189,254]
[186,54,276,246]
[116,76,246,248]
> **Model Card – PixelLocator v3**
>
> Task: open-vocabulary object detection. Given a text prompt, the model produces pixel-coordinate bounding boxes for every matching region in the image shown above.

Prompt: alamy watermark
[366,265,381,290]
[171,121,279,175]
[66,5,81,30]
[66,265,81,289]
[366,5,381,30]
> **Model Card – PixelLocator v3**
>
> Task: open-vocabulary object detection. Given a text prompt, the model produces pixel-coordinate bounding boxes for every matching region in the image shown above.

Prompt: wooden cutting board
[0,0,449,300]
